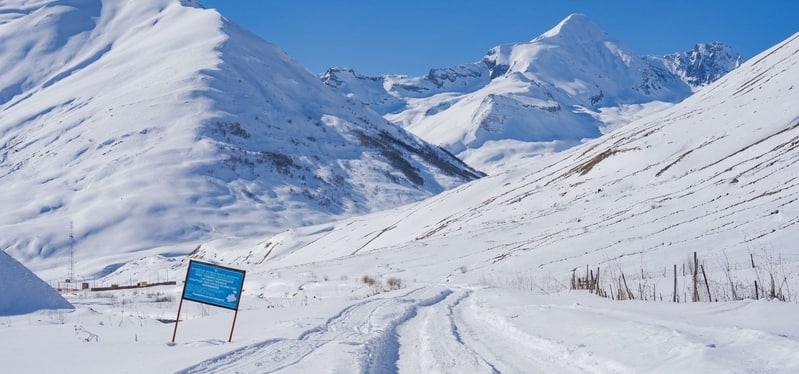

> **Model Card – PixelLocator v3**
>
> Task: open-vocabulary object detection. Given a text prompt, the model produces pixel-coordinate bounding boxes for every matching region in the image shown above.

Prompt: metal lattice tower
[69,221,75,282]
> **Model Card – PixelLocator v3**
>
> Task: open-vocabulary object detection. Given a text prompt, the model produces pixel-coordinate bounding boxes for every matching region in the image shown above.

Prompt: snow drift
[0,250,73,316]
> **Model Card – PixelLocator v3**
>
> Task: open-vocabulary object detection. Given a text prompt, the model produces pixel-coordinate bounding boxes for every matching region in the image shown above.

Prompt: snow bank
[0,251,73,316]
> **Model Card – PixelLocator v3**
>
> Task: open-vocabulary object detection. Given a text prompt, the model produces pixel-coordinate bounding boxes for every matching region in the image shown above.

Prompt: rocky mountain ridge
[322,14,741,172]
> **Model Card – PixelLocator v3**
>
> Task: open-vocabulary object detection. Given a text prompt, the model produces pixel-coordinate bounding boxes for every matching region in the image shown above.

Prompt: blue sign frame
[182,260,246,310]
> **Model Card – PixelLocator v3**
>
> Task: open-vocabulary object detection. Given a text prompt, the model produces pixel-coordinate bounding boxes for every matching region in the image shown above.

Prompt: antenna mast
[69,221,75,282]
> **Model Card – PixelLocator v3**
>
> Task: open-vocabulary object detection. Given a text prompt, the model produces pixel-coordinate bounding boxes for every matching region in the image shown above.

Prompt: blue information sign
[182,260,246,310]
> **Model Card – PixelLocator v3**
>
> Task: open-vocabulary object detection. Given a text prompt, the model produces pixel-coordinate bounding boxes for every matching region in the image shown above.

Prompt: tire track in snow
[360,288,455,373]
[176,287,454,373]
[454,293,632,374]
[176,295,398,373]
[175,337,325,374]
[396,288,501,374]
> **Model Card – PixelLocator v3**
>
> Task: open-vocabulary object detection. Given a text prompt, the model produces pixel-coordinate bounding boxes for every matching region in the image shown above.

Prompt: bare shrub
[154,295,173,303]
[361,275,377,286]
[386,277,403,290]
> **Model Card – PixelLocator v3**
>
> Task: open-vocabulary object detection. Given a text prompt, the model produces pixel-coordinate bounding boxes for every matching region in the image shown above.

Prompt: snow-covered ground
[2,282,797,373]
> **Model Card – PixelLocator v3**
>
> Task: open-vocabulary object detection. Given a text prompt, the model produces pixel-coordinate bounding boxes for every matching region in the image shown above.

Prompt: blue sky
[201,0,798,76]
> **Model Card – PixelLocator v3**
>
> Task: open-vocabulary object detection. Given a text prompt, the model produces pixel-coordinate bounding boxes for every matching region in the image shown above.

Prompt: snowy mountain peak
[493,13,641,78]
[534,13,609,43]
[323,14,709,172]
[648,41,742,89]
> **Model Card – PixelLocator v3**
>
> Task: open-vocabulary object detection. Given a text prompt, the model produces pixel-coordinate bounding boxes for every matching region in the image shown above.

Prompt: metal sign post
[172,260,246,343]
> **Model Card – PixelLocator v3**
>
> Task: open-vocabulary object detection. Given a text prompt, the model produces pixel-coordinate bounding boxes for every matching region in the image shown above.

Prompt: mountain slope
[244,31,799,286]
[0,0,480,272]
[323,14,740,172]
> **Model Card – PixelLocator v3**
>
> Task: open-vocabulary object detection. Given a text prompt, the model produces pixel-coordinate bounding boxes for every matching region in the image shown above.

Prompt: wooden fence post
[621,272,633,300]
[755,280,759,300]
[692,252,700,302]
[673,264,677,303]
[595,267,601,295]
[701,264,712,302]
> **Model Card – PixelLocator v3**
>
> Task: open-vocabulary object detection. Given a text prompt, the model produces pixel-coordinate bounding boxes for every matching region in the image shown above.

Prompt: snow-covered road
[179,287,458,373]
[176,286,799,373]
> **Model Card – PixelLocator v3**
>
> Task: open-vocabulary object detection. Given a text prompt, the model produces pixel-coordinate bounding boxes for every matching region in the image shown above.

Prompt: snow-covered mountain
[322,14,740,172]
[254,31,799,289]
[648,42,742,90]
[0,0,480,272]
